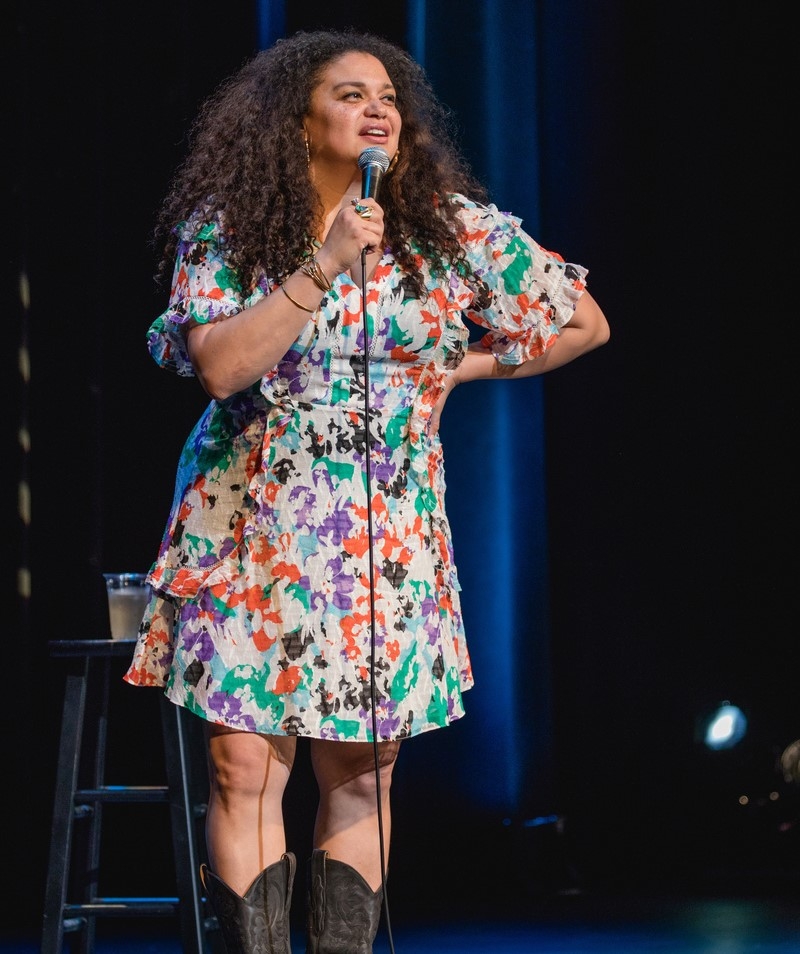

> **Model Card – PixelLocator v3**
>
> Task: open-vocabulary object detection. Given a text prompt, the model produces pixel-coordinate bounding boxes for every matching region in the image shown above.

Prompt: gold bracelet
[312,256,332,290]
[280,282,316,313]
[299,255,333,292]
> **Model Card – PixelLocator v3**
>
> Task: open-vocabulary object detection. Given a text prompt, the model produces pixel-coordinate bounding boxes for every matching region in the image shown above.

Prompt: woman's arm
[461,290,609,384]
[187,202,384,401]
[428,291,609,435]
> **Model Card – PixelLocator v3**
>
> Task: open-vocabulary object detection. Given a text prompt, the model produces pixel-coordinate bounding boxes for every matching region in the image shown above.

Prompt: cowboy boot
[201,852,296,954]
[305,848,383,954]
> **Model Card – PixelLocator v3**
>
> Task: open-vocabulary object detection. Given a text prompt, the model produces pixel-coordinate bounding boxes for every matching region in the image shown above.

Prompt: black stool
[41,639,216,953]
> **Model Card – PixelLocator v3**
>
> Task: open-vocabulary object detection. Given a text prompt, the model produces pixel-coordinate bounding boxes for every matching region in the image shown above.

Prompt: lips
[361,126,389,139]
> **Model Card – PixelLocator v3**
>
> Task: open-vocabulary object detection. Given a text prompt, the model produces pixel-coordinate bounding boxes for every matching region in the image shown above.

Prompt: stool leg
[76,655,112,954]
[41,656,89,954]
[161,695,209,954]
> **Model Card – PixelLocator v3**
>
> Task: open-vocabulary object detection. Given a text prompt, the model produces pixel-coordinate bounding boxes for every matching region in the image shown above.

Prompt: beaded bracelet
[280,282,316,313]
[299,255,333,292]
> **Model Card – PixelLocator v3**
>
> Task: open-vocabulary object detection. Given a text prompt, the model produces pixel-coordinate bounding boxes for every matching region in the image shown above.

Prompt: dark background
[8,0,796,939]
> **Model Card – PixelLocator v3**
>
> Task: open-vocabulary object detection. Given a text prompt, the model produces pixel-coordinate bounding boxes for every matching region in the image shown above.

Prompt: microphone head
[358,147,390,172]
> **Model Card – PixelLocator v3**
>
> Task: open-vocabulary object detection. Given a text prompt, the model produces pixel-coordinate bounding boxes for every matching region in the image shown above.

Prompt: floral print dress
[124,195,588,742]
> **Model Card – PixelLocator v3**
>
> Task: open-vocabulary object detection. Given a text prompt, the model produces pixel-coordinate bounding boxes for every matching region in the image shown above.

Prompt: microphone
[358,147,390,200]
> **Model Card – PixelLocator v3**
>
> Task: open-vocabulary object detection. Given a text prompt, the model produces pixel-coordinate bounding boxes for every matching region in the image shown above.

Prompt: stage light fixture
[702,702,748,751]
[780,739,800,785]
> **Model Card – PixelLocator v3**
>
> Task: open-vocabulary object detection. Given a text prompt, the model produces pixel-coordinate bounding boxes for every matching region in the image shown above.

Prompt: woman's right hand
[316,199,385,276]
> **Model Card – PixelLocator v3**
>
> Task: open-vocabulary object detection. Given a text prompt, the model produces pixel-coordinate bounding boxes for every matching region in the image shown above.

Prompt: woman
[124,28,609,954]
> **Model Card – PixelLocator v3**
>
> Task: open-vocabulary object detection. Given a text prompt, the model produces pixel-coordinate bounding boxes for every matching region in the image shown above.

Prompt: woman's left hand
[428,373,459,437]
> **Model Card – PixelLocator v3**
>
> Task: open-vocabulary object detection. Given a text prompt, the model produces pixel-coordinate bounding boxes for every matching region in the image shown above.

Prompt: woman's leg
[204,723,297,894]
[305,739,401,952]
[309,738,401,890]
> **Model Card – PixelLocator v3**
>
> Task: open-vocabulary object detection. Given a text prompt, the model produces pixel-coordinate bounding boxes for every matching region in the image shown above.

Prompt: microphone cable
[359,240,397,954]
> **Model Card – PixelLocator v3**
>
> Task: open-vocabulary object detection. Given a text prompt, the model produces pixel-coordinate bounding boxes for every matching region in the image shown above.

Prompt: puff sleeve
[455,197,588,365]
[146,218,245,376]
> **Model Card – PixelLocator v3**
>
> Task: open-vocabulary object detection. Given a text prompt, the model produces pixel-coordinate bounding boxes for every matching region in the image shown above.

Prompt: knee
[344,760,394,802]
[312,740,400,802]
[207,729,295,801]
[209,745,264,799]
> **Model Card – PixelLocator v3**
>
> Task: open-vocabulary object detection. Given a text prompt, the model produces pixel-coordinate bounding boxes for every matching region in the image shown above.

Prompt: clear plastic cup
[103,572,149,640]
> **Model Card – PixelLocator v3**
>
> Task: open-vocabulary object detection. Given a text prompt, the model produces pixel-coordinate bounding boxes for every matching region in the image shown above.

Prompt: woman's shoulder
[448,193,523,239]
[174,207,229,245]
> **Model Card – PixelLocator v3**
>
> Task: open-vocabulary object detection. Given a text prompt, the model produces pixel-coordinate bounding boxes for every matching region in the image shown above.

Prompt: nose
[365,96,387,116]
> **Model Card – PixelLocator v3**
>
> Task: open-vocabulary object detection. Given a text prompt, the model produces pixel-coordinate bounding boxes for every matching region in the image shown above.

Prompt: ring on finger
[352,201,372,219]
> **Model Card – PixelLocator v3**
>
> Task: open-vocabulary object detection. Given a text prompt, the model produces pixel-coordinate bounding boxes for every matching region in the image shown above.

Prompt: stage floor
[13,889,800,953]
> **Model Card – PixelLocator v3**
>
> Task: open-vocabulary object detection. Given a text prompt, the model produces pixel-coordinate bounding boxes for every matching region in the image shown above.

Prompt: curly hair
[153,29,489,299]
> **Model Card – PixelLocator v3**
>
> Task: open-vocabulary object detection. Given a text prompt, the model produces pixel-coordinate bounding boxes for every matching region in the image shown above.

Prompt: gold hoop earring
[387,149,400,173]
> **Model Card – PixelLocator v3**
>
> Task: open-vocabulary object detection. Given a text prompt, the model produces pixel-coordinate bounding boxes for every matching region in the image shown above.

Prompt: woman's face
[304,51,401,173]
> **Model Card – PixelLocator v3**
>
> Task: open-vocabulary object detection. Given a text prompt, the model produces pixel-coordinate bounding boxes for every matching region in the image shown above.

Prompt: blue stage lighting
[704,703,748,750]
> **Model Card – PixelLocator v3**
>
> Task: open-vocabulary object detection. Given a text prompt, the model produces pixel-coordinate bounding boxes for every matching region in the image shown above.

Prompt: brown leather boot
[201,852,295,953]
[305,848,383,954]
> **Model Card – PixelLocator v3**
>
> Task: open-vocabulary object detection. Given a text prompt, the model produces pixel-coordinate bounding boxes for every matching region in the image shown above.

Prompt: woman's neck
[311,165,362,236]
